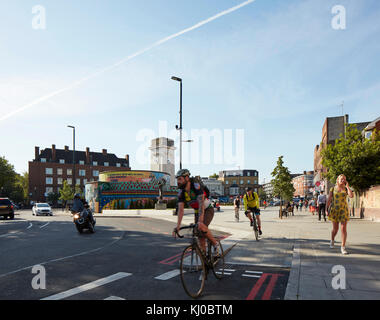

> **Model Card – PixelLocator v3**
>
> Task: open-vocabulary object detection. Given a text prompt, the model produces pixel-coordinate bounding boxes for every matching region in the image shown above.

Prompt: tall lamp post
[67,125,76,191]
[171,76,183,170]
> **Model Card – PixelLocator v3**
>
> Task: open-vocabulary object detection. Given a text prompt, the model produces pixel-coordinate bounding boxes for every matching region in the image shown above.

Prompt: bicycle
[174,223,225,299]
[246,209,259,241]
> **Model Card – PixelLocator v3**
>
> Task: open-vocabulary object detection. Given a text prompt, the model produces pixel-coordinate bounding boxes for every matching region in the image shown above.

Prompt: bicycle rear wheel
[180,245,206,299]
[211,240,225,280]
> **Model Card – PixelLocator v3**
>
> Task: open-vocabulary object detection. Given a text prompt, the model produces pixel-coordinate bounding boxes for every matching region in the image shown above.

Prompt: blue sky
[0,0,379,184]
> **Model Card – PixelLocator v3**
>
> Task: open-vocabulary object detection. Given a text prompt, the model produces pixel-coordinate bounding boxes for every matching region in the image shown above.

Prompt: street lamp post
[171,76,183,170]
[67,125,76,191]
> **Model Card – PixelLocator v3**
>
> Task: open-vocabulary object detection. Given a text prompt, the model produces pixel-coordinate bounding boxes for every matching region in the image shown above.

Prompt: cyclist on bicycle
[243,187,262,235]
[172,169,220,255]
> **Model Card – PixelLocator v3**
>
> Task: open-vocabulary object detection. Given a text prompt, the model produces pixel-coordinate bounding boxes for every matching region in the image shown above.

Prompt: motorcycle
[72,206,96,234]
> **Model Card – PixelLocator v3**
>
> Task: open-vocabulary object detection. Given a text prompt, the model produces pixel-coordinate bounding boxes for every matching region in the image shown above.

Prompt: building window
[247,180,251,184]
[93,170,99,177]
[240,180,244,185]
[104,162,109,167]
[67,169,72,176]
[83,179,87,185]
[79,170,86,177]
[59,159,65,164]
[41,158,46,163]
[93,161,98,166]
[67,178,72,185]
[76,179,81,185]
[225,181,229,185]
[233,180,236,184]
[45,168,53,175]
[247,172,250,176]
[57,178,63,185]
[254,172,258,177]
[57,168,63,175]
[46,187,53,194]
[46,177,53,185]
[79,160,85,165]
[116,163,121,167]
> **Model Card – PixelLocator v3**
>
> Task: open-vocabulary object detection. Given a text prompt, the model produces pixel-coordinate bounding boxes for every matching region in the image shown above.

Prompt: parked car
[32,203,53,216]
[0,198,15,219]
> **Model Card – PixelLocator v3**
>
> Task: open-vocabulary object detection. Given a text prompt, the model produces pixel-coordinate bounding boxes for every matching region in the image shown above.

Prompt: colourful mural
[85,170,178,213]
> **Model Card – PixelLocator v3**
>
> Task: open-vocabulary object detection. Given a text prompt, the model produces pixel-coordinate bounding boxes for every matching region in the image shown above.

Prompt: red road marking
[246,274,269,300]
[262,274,283,300]
[246,273,284,300]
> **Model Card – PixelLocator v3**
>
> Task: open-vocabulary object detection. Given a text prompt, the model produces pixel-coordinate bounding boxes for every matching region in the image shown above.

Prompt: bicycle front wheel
[180,245,206,299]
[253,219,259,241]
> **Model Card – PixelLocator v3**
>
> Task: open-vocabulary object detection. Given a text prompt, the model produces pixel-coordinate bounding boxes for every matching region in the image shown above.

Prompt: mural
[85,170,178,213]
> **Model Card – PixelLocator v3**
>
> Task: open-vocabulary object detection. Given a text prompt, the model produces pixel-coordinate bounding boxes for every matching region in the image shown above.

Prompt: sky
[0,0,379,184]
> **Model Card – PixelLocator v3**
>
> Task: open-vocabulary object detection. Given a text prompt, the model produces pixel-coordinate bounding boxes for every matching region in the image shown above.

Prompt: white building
[201,177,224,197]
[150,137,176,186]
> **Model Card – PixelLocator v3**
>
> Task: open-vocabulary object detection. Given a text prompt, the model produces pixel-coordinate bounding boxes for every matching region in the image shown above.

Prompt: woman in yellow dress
[326,174,354,255]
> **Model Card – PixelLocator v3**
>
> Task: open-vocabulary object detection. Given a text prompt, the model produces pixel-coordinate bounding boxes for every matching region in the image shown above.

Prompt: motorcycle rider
[72,193,95,226]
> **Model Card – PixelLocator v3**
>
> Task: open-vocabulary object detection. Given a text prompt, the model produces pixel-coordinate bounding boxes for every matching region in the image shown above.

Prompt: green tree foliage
[0,156,17,197]
[271,156,295,202]
[209,173,219,179]
[59,180,74,203]
[321,124,380,193]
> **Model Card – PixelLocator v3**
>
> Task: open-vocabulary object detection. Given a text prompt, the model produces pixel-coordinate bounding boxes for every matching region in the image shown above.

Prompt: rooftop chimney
[35,146,40,160]
[102,149,107,156]
[86,147,90,164]
[64,146,69,152]
[52,144,56,161]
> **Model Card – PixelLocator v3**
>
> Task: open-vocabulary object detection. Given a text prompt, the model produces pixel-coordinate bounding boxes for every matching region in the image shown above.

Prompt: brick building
[218,169,259,197]
[314,115,370,192]
[292,171,314,198]
[29,145,131,202]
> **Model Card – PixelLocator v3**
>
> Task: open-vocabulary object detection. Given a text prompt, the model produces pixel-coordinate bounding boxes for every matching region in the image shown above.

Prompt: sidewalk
[98,206,380,300]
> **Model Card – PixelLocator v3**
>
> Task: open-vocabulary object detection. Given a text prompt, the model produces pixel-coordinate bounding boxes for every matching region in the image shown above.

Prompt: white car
[32,203,53,216]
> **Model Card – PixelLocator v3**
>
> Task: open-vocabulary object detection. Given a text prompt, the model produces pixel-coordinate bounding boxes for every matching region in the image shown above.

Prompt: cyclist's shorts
[194,207,214,237]
[245,207,260,216]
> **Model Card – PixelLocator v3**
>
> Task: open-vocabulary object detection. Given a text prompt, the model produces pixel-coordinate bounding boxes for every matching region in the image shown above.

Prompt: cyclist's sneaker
[259,229,262,235]
[330,240,335,248]
[250,221,254,227]
[341,246,348,255]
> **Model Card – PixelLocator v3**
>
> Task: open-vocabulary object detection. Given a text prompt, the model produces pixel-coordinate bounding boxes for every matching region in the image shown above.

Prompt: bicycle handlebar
[174,224,197,239]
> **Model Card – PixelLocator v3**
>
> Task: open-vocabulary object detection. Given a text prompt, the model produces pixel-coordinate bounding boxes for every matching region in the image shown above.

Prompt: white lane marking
[155,269,181,281]
[104,296,126,300]
[26,223,33,230]
[40,222,50,229]
[242,274,262,278]
[41,272,132,300]
[216,272,232,275]
[224,269,236,272]
[245,270,263,274]
[0,232,125,279]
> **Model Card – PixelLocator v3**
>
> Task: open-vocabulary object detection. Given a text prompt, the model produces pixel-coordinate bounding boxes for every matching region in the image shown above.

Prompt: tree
[258,188,267,202]
[321,124,380,193]
[47,192,60,205]
[15,172,29,203]
[0,156,17,197]
[209,173,219,179]
[59,180,74,210]
[271,156,295,208]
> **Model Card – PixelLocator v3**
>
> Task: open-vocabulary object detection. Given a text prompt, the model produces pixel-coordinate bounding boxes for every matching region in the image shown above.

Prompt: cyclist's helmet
[245,187,253,192]
[175,169,190,179]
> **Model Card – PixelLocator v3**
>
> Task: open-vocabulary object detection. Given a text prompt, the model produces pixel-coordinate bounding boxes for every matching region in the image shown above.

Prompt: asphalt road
[0,210,289,300]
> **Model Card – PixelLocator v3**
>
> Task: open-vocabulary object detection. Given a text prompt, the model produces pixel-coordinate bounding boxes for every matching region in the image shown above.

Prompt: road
[0,208,289,300]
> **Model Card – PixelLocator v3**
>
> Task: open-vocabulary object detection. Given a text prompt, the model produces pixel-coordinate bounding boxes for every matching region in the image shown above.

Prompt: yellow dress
[328,187,349,223]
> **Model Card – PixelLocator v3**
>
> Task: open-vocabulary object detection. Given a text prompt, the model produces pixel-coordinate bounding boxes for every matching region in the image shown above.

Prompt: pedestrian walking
[299,200,303,211]
[327,174,354,255]
[234,196,240,222]
[296,202,299,211]
[317,190,327,221]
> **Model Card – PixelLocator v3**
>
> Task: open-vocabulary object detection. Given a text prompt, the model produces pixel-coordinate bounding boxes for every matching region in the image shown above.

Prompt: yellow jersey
[243,192,259,211]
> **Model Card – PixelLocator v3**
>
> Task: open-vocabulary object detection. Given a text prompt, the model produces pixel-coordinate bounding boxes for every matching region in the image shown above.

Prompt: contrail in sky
[0,0,256,122]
